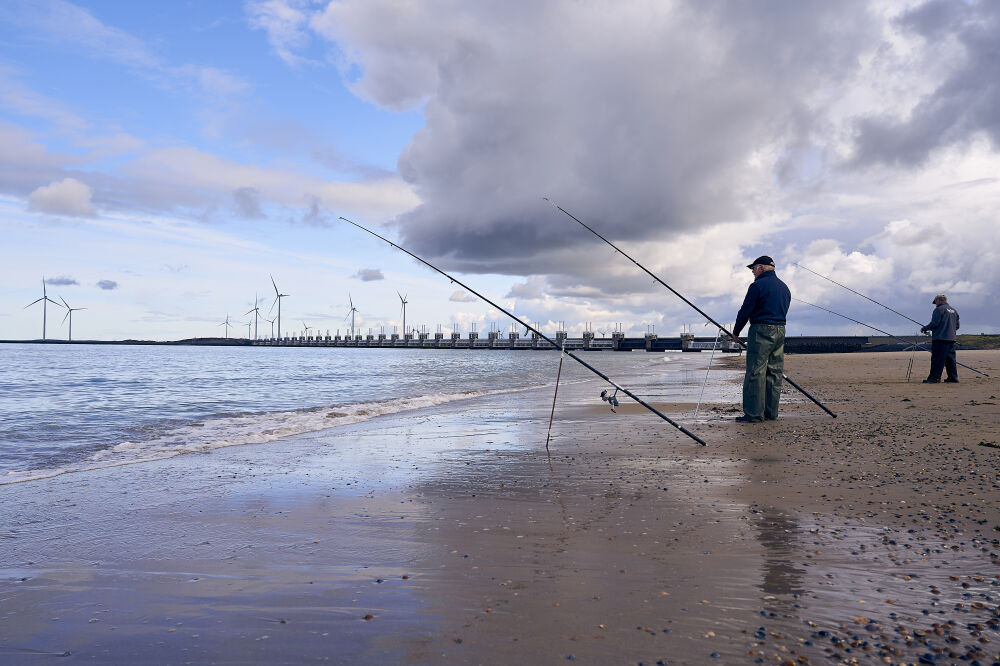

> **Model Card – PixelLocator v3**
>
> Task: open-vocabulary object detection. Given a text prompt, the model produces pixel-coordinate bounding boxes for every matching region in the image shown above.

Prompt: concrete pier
[252,333,925,353]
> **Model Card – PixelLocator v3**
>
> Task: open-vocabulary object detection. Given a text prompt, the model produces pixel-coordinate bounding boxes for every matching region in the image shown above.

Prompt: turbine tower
[219,314,233,339]
[264,316,275,338]
[269,275,289,339]
[346,294,359,337]
[59,296,86,342]
[24,277,64,340]
[245,293,262,340]
[397,291,408,336]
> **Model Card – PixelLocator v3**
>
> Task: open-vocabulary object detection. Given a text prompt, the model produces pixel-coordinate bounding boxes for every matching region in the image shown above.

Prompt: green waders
[743,323,785,421]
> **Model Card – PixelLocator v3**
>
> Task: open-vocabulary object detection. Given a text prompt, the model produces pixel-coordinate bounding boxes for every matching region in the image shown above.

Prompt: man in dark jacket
[920,294,960,383]
[732,256,791,422]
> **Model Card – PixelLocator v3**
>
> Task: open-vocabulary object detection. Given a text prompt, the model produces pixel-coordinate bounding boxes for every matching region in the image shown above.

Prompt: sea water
[0,343,740,484]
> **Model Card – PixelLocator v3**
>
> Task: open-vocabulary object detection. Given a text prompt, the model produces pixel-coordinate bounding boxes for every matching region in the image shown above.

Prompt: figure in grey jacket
[920,294,959,383]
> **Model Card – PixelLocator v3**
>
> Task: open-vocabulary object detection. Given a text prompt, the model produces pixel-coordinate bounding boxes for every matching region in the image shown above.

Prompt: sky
[1,0,998,342]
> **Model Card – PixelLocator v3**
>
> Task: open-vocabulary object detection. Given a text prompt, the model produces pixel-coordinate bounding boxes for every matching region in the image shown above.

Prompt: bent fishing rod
[544,198,837,418]
[338,216,707,446]
[794,298,989,377]
[794,262,988,377]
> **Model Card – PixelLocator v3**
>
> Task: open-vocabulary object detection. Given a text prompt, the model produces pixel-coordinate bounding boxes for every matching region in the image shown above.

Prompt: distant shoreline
[0,337,252,346]
[3,334,999,351]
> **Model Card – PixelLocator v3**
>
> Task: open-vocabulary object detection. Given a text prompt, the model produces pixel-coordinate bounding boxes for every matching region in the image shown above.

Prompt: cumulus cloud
[255,0,999,334]
[45,275,78,286]
[506,277,547,300]
[28,178,96,216]
[354,268,384,281]
[97,280,118,290]
[306,0,881,273]
[449,290,477,303]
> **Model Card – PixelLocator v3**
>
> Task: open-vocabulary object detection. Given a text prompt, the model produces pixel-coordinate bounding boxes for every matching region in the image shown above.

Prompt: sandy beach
[2,350,999,665]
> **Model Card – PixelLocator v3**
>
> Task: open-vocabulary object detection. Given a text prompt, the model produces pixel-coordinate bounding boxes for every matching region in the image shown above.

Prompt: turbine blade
[25,298,43,308]
[60,296,70,309]
[270,274,279,295]
[62,310,70,325]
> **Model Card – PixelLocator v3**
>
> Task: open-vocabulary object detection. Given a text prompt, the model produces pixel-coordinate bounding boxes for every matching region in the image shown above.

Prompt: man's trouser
[743,323,785,421]
[928,339,958,381]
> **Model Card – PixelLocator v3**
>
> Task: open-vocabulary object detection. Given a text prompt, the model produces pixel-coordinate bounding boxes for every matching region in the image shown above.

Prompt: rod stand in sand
[544,198,838,418]
[905,331,919,382]
[339,216,708,447]
[545,340,566,451]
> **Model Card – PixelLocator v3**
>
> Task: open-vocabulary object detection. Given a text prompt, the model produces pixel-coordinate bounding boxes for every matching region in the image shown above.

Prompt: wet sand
[1,351,998,664]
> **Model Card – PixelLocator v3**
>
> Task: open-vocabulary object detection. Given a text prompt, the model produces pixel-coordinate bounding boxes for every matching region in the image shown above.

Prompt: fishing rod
[794,263,988,377]
[794,298,989,377]
[543,198,837,419]
[793,262,924,327]
[338,216,708,446]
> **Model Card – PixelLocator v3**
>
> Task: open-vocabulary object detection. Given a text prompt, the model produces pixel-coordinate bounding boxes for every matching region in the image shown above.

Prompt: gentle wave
[0,387,535,485]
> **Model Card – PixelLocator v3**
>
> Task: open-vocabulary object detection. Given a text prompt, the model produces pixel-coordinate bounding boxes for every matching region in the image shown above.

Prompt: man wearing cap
[920,294,960,383]
[732,256,791,422]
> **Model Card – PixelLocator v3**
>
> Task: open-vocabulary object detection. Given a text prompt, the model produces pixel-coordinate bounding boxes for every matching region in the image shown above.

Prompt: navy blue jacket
[733,270,791,337]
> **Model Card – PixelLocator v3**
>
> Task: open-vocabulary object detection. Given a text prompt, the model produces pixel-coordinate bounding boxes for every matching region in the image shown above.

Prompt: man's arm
[921,307,941,334]
[732,285,756,338]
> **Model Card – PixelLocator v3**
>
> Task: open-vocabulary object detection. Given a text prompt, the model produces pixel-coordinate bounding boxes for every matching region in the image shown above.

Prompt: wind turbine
[269,275,289,339]
[219,314,233,339]
[345,294,359,337]
[245,294,262,340]
[59,296,86,342]
[264,316,276,338]
[24,277,64,340]
[301,320,313,337]
[397,291,408,336]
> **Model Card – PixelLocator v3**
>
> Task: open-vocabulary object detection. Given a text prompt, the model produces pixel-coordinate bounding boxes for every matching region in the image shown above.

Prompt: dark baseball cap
[746,255,775,268]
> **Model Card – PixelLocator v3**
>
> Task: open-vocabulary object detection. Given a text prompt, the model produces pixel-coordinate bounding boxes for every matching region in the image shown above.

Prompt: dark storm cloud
[354,268,383,281]
[45,275,77,285]
[313,0,878,272]
[852,0,1000,167]
[97,279,118,290]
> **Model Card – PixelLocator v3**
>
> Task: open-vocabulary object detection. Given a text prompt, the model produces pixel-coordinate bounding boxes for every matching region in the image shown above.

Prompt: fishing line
[793,262,924,327]
[339,216,708,446]
[694,327,722,419]
[545,339,566,450]
[544,198,838,418]
[794,298,989,377]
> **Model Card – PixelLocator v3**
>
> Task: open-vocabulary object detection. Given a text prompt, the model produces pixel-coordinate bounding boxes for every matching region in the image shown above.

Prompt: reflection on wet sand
[754,506,805,614]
